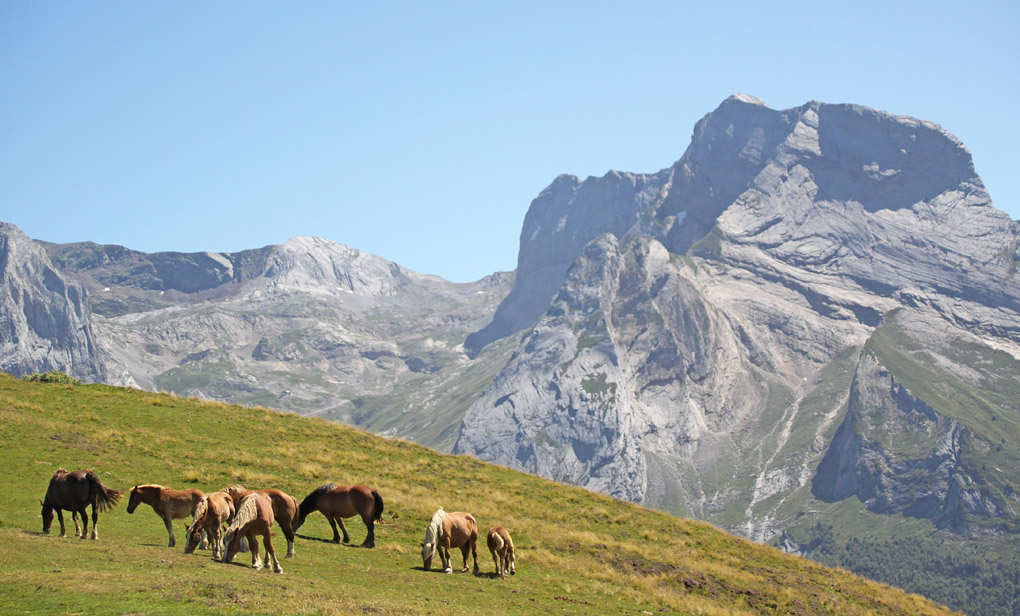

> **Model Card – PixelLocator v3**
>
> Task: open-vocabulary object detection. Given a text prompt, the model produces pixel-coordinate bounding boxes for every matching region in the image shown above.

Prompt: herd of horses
[40,468,515,578]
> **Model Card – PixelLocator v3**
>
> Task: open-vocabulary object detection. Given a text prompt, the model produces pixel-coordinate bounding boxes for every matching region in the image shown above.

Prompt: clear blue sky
[2,2,1017,282]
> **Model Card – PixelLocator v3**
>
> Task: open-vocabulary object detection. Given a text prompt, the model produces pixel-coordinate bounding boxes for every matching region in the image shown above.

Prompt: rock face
[0,223,105,381]
[456,95,1020,540]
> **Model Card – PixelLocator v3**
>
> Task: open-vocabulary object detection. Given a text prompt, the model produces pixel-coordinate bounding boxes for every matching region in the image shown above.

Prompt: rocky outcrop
[456,95,1020,536]
[0,223,105,381]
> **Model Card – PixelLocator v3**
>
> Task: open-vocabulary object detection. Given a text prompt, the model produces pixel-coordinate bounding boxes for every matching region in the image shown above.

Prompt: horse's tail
[297,483,338,528]
[371,490,384,522]
[86,470,123,513]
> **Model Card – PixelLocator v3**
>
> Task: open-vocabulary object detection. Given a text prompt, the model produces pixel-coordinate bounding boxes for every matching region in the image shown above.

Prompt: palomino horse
[223,491,282,573]
[184,491,235,560]
[486,526,516,579]
[126,484,204,547]
[222,485,300,558]
[296,483,384,548]
[421,507,479,574]
[41,469,122,540]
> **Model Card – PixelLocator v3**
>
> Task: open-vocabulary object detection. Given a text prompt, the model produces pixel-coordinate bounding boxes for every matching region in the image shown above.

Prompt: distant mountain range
[3,95,1019,615]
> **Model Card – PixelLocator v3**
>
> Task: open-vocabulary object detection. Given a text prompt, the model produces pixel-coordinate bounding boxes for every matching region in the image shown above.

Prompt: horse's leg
[471,537,479,575]
[327,515,342,543]
[336,516,351,543]
[360,513,375,548]
[248,530,262,570]
[278,517,295,558]
[263,531,283,573]
[200,528,210,550]
[459,544,470,572]
[491,547,500,578]
[69,507,80,538]
[77,505,89,540]
[90,502,99,540]
[440,537,452,573]
[163,515,175,547]
[56,509,66,537]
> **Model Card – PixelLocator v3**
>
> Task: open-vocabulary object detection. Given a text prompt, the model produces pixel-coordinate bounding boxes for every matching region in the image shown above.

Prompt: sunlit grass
[0,374,960,616]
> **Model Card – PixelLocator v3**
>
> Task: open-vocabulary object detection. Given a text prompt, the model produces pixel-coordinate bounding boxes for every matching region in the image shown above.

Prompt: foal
[486,526,516,579]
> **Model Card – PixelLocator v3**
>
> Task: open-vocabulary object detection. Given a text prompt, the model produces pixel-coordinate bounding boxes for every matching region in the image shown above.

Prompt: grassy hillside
[0,374,957,615]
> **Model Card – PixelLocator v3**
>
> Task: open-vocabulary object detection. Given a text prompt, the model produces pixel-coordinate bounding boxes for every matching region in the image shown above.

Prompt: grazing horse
[126,484,204,547]
[296,483,384,548]
[41,468,122,540]
[223,492,282,573]
[486,526,516,579]
[222,485,300,558]
[421,507,479,574]
[184,491,235,559]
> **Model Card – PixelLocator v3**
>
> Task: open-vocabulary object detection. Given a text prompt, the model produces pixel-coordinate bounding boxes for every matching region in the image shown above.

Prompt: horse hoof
[274,567,284,574]
[444,568,452,574]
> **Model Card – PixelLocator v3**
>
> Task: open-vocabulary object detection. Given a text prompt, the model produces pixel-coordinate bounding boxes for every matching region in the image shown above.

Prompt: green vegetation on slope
[0,374,957,616]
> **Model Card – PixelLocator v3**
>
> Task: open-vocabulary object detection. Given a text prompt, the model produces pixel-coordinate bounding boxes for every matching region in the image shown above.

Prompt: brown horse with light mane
[223,491,282,573]
[222,485,300,558]
[295,483,384,548]
[421,507,479,574]
[184,491,235,559]
[41,469,122,540]
[126,484,204,547]
[487,526,516,579]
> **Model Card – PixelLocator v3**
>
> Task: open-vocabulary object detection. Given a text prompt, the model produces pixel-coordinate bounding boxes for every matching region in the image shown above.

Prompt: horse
[126,484,204,547]
[421,507,479,574]
[295,483,384,548]
[184,491,235,559]
[223,491,282,573]
[41,468,122,540]
[222,485,300,558]
[486,526,516,579]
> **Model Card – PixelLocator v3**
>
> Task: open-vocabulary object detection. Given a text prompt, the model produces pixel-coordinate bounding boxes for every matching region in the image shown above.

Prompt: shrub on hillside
[21,371,82,385]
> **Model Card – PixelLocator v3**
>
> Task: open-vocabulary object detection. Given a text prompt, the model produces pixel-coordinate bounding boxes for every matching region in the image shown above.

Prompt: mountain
[452,96,1020,614]
[39,235,515,450]
[0,223,106,381]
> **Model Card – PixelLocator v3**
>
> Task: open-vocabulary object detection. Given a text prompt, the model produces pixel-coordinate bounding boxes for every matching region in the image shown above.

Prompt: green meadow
[0,374,957,615]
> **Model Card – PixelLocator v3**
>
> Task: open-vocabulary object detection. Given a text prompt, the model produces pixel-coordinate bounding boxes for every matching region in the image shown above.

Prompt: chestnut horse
[296,483,384,548]
[486,526,516,579]
[222,485,300,558]
[421,507,479,574]
[184,491,235,559]
[223,492,282,573]
[126,484,204,547]
[41,469,122,540]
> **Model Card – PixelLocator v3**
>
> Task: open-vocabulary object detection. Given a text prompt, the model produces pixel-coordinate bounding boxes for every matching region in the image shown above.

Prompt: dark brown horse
[421,507,479,574]
[295,483,383,548]
[41,468,122,540]
[223,492,282,573]
[222,485,300,558]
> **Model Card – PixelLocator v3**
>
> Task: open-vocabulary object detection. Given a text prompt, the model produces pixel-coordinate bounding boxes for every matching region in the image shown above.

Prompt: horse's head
[183,522,202,554]
[126,486,140,513]
[421,541,435,570]
[41,500,53,534]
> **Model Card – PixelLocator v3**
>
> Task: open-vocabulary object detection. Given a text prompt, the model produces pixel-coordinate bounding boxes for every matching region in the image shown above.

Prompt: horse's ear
[39,499,44,507]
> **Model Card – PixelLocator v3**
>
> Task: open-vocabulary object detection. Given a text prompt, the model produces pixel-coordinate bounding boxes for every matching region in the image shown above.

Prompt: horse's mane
[193,495,209,523]
[226,493,259,535]
[298,483,339,520]
[51,468,68,479]
[422,507,446,561]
